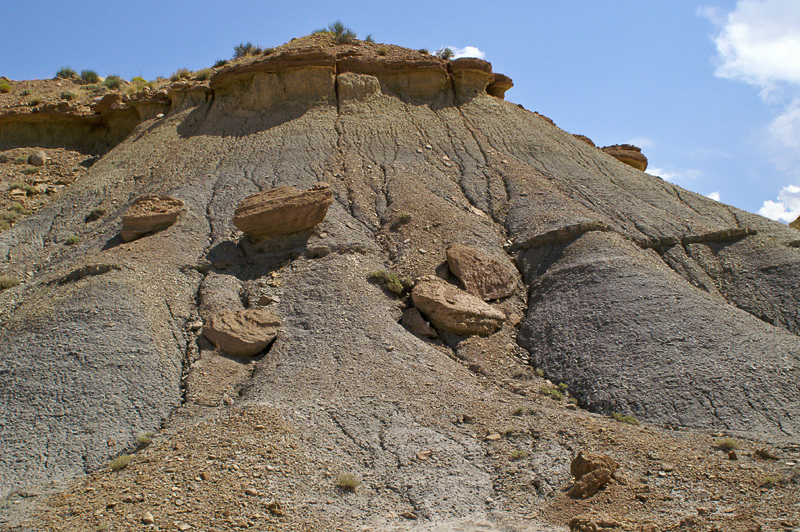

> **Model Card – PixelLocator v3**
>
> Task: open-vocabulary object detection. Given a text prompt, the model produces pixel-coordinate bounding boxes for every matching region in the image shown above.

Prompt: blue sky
[3,1,800,222]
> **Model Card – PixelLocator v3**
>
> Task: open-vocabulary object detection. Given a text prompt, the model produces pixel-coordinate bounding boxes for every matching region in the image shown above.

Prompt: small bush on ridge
[436,47,454,60]
[80,70,100,84]
[56,66,76,79]
[234,42,263,58]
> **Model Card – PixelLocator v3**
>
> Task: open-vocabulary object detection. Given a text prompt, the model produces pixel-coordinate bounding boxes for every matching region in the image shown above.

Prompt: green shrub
[65,235,80,245]
[715,437,739,451]
[396,211,412,224]
[511,406,525,416]
[612,412,640,426]
[22,166,39,175]
[367,270,413,296]
[103,75,122,89]
[509,449,528,461]
[9,203,26,213]
[539,385,564,401]
[0,211,19,230]
[131,76,147,84]
[194,68,213,81]
[170,68,191,82]
[418,49,430,55]
[760,474,779,488]
[328,21,356,44]
[436,47,454,60]
[109,454,131,471]
[56,66,76,79]
[377,47,387,57]
[262,48,275,55]
[234,42,263,58]
[335,473,360,492]
[60,91,76,100]
[364,34,374,43]
[0,274,20,290]
[535,368,544,377]
[0,83,10,93]
[85,207,106,222]
[28,97,41,106]
[136,432,154,447]
[20,89,31,96]
[80,70,100,84]
[213,59,228,68]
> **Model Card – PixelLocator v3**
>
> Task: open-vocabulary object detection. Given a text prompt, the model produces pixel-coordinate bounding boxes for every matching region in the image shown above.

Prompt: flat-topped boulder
[121,195,184,242]
[601,144,648,171]
[233,183,333,238]
[411,277,505,336]
[446,243,518,301]
[486,73,513,99]
[202,308,281,357]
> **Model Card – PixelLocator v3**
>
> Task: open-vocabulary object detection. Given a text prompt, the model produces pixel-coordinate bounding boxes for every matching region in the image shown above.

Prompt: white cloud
[758,184,800,222]
[646,167,705,182]
[448,46,486,59]
[769,96,800,150]
[707,191,721,201]
[702,0,800,92]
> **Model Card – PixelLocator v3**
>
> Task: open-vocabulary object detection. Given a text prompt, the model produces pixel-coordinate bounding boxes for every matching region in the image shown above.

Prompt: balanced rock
[411,277,505,336]
[202,308,281,357]
[600,144,648,171]
[568,451,619,499]
[233,183,333,238]
[121,195,184,242]
[446,243,517,300]
[401,307,438,338]
[28,150,47,167]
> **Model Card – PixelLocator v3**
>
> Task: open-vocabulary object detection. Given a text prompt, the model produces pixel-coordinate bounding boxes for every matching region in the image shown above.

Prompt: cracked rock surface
[1,33,800,531]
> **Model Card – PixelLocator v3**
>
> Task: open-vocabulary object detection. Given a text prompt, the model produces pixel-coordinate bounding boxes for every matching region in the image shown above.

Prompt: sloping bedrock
[662,236,800,335]
[517,230,800,440]
[0,271,188,499]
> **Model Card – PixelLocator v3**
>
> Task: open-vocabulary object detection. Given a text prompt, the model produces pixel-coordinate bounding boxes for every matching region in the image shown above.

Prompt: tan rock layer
[233,184,333,238]
[601,144,648,171]
[411,278,505,336]
[202,308,281,357]
[121,195,184,242]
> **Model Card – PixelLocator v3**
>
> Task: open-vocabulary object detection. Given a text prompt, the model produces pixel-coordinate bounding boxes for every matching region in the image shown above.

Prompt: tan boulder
[567,451,619,499]
[486,73,513,99]
[411,278,505,336]
[121,195,184,242]
[233,183,333,238]
[203,308,281,357]
[28,150,47,167]
[93,93,122,114]
[446,244,517,301]
[401,307,438,338]
[601,144,648,171]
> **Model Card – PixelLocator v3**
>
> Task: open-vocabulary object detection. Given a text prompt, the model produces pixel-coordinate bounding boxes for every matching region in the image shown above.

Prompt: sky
[3,0,800,222]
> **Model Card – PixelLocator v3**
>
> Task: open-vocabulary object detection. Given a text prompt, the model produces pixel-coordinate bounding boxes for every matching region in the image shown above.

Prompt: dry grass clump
[367,270,413,296]
[335,473,360,492]
[0,274,20,290]
[612,412,640,426]
[108,454,131,471]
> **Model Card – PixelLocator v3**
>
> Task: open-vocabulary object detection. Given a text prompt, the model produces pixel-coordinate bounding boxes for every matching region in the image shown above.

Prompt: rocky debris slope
[0,33,799,531]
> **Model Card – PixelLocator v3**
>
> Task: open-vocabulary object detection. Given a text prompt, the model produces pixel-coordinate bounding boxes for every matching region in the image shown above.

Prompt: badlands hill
[1,32,799,531]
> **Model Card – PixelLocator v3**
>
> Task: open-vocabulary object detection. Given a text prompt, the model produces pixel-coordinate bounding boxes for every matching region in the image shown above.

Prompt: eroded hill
[1,33,799,532]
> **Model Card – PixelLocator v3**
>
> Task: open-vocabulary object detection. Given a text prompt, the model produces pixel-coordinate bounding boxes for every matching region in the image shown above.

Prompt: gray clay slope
[0,48,799,520]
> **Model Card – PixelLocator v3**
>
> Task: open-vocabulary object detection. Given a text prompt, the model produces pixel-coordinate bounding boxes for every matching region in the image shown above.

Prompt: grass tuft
[0,83,10,93]
[56,66,76,79]
[715,437,739,451]
[65,235,80,246]
[436,47,454,60]
[335,473,360,492]
[103,75,123,89]
[510,449,529,461]
[108,454,131,471]
[367,270,413,296]
[170,68,191,82]
[328,21,356,44]
[234,42,263,58]
[213,59,229,68]
[60,91,76,101]
[612,412,640,426]
[195,68,213,81]
[0,274,20,290]
[539,385,564,401]
[136,432,154,447]
[80,70,100,84]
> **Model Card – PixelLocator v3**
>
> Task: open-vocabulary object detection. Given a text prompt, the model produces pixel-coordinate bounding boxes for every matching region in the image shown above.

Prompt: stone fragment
[28,150,47,167]
[487,73,513,99]
[446,243,517,300]
[601,144,648,171]
[401,307,437,338]
[93,93,121,113]
[142,511,155,524]
[233,183,333,238]
[568,450,619,499]
[412,277,505,336]
[203,308,280,357]
[121,195,184,242]
[571,450,620,480]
